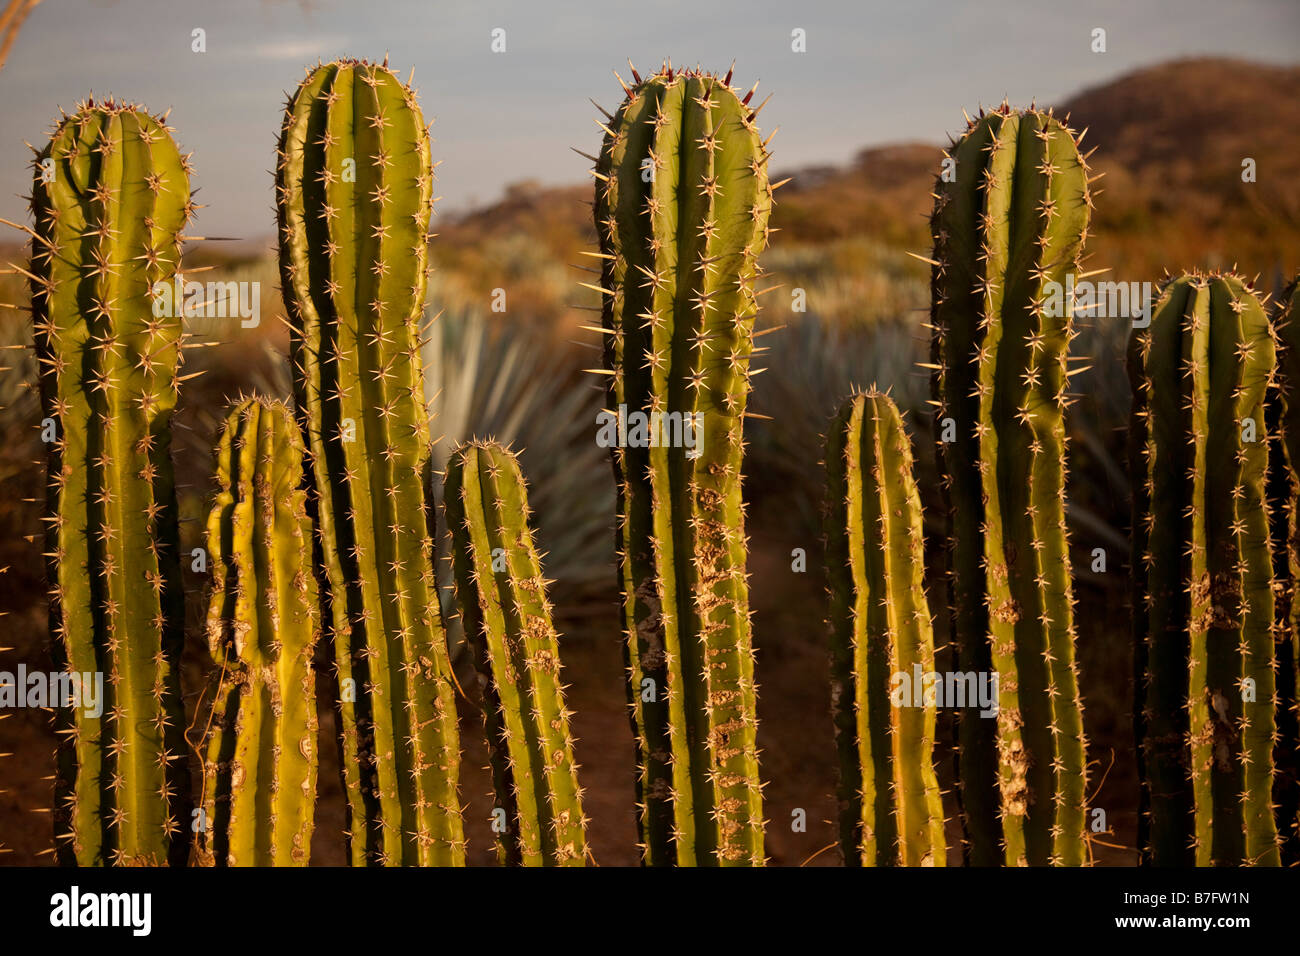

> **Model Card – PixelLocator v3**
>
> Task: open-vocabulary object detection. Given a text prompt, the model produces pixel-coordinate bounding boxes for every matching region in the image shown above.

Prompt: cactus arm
[827,393,945,866]
[445,442,586,866]
[931,106,1090,866]
[278,59,462,866]
[203,399,318,866]
[596,66,770,867]
[35,102,190,866]
[1132,274,1279,866]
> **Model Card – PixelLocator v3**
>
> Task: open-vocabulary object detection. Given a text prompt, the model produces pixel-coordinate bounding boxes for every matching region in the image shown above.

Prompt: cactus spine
[1271,276,1300,862]
[202,398,318,866]
[930,104,1090,866]
[31,100,192,866]
[826,391,946,866]
[444,440,586,866]
[593,63,771,866]
[1129,272,1280,866]
[276,59,463,866]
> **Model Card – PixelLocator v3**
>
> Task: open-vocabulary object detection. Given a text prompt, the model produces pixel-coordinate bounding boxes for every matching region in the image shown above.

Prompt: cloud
[250,37,348,61]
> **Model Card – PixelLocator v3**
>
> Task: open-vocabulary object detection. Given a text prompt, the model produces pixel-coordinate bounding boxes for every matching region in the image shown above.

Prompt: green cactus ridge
[1130,271,1281,866]
[31,99,192,866]
[825,390,946,866]
[202,397,318,866]
[444,440,587,866]
[592,62,772,866]
[930,103,1091,866]
[1271,276,1300,863]
[276,58,463,866]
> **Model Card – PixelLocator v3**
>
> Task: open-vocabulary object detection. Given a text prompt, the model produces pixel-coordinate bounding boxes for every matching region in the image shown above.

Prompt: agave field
[0,50,1296,874]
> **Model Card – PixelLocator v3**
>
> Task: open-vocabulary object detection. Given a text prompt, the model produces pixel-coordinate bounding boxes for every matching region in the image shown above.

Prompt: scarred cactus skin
[591,62,772,866]
[444,440,586,866]
[201,397,318,866]
[825,390,946,867]
[929,103,1091,866]
[276,58,463,866]
[31,100,192,866]
[1130,272,1281,867]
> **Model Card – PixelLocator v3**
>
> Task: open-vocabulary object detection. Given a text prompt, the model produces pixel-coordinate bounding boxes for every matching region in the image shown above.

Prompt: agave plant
[422,290,614,627]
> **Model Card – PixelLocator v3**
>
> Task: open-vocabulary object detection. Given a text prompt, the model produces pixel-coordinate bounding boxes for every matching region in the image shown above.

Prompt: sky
[0,0,1297,238]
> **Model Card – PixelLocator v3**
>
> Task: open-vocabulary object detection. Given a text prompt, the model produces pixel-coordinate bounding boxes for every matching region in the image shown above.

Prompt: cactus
[1267,275,1300,864]
[825,390,946,866]
[1129,272,1281,866]
[929,104,1090,866]
[29,100,192,866]
[591,62,772,866]
[443,440,586,866]
[201,397,318,866]
[276,58,463,866]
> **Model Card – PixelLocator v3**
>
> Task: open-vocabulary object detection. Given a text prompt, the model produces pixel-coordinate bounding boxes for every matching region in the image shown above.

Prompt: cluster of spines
[201,397,318,866]
[1270,275,1300,863]
[590,61,773,866]
[276,58,463,866]
[825,390,946,866]
[1129,271,1281,866]
[28,100,193,866]
[928,103,1091,866]
[443,440,587,866]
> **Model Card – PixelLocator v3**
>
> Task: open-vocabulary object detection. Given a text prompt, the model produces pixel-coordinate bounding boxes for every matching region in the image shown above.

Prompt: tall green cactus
[592,63,771,866]
[929,104,1090,866]
[201,397,318,866]
[277,58,463,866]
[30,100,192,866]
[444,440,586,866]
[1129,272,1281,866]
[825,391,946,866]
[1271,275,1300,863]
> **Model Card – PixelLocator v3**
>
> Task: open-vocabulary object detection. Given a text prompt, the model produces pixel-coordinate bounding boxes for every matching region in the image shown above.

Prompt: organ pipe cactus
[825,390,946,866]
[201,397,318,866]
[444,440,586,866]
[929,103,1090,866]
[591,62,772,866]
[1271,275,1300,863]
[30,100,192,866]
[276,58,463,866]
[1129,272,1281,866]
